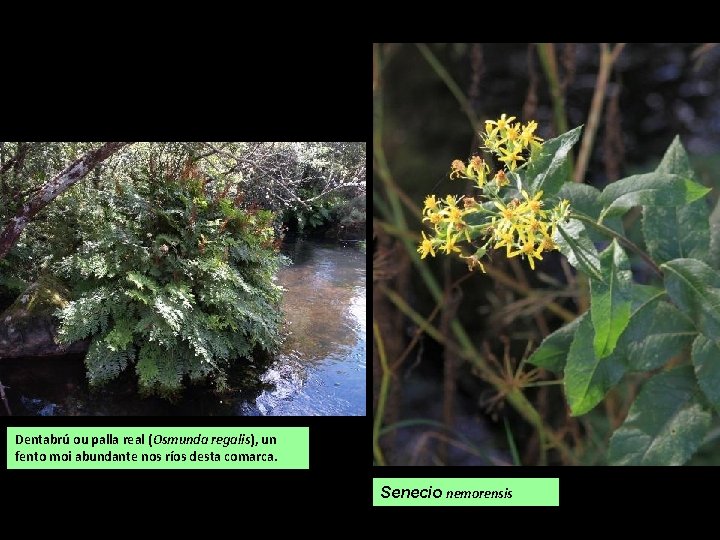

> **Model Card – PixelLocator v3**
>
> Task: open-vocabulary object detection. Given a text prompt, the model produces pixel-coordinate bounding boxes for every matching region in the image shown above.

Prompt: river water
[0,239,366,416]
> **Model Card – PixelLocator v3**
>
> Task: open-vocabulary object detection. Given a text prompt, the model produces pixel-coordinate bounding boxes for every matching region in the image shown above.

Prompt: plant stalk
[570,212,662,277]
[574,43,626,182]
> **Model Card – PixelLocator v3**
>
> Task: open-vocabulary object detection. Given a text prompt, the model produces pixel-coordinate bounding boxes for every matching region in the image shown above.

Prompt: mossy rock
[3,275,70,318]
[0,275,88,359]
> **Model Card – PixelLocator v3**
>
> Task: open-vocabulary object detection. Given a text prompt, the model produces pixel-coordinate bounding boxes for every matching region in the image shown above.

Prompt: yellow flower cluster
[418,194,482,260]
[483,114,543,171]
[490,190,570,270]
[418,114,570,273]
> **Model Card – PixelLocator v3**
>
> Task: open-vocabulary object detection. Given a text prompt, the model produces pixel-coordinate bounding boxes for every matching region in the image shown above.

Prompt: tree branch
[0,142,132,261]
[0,142,29,175]
[302,181,365,203]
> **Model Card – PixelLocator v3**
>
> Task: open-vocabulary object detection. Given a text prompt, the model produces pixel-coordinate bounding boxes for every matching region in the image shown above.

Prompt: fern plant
[56,166,286,398]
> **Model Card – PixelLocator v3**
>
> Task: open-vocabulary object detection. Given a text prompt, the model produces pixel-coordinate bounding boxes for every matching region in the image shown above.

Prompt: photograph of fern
[0,142,366,416]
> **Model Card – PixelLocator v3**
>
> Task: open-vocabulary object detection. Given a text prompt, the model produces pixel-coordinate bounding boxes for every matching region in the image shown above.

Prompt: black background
[2,40,717,518]
[0,39,371,514]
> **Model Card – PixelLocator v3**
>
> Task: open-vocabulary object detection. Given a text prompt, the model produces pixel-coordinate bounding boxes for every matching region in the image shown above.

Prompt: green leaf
[656,136,693,177]
[557,183,624,242]
[642,202,710,264]
[557,183,603,217]
[557,182,625,238]
[622,296,696,372]
[564,315,627,416]
[642,136,710,264]
[526,284,674,375]
[708,196,720,268]
[104,319,134,352]
[630,283,664,309]
[563,289,697,416]
[523,125,583,197]
[607,366,711,465]
[527,313,586,373]
[661,258,720,341]
[599,172,710,218]
[553,218,602,281]
[691,335,720,415]
[591,240,632,359]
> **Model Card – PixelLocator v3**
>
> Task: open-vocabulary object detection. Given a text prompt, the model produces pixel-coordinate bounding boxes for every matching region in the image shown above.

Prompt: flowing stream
[0,239,366,416]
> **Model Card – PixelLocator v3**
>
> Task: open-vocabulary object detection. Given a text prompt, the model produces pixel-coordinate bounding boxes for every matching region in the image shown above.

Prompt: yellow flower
[468,156,488,186]
[447,205,464,226]
[519,190,545,215]
[509,239,544,270]
[423,195,439,214]
[494,230,516,257]
[488,113,516,131]
[505,123,521,143]
[498,146,525,171]
[540,236,557,252]
[444,194,459,208]
[524,242,544,270]
[422,210,443,225]
[493,199,517,224]
[418,115,557,273]
[520,120,543,148]
[417,231,436,259]
[484,119,498,139]
[441,229,462,255]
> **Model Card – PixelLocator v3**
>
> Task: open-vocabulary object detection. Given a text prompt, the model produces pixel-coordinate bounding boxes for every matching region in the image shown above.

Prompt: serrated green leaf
[527,312,586,373]
[607,366,711,465]
[561,289,696,416]
[622,296,696,372]
[564,315,627,416]
[526,283,668,376]
[691,335,720,415]
[600,172,710,218]
[523,125,583,197]
[642,136,710,264]
[661,258,720,341]
[657,136,693,177]
[553,218,602,280]
[642,202,710,264]
[591,240,632,359]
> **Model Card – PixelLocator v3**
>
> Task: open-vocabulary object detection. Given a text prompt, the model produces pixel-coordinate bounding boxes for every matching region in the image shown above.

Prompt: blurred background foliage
[373,43,720,465]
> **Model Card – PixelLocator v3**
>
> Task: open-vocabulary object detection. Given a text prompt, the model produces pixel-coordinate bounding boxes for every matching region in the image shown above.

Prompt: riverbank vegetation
[0,142,365,398]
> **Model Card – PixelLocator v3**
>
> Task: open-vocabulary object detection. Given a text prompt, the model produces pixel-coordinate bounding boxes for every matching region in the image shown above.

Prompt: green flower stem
[536,44,570,135]
[570,212,663,277]
[381,285,577,463]
[372,321,390,466]
[375,44,568,463]
[482,265,577,323]
[415,44,482,136]
[524,379,565,387]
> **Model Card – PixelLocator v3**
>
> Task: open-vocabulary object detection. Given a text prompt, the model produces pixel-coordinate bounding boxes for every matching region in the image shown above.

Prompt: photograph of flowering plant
[373,43,720,465]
